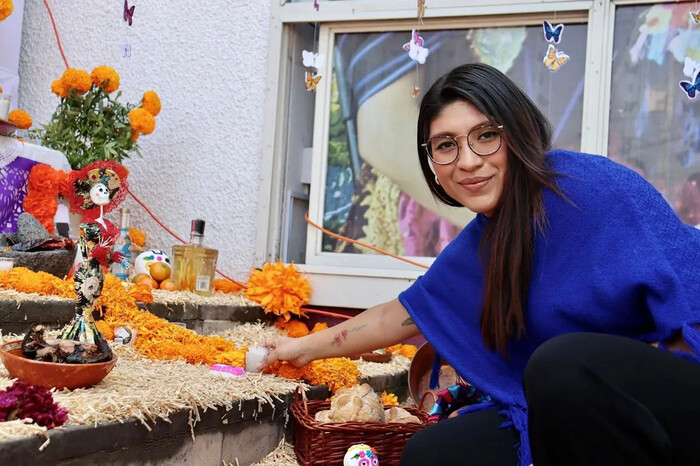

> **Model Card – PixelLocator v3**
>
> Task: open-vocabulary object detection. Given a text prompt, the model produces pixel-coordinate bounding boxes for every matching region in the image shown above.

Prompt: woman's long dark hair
[417,63,563,354]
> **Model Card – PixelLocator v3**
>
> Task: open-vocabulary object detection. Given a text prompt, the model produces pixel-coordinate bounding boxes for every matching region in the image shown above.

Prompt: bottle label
[195,275,211,292]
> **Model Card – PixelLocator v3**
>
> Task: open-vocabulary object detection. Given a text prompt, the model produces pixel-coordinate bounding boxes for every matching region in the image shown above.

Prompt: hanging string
[42,0,70,69]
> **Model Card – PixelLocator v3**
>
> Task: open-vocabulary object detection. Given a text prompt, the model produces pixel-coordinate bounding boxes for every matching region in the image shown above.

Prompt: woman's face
[89,183,110,206]
[428,100,508,217]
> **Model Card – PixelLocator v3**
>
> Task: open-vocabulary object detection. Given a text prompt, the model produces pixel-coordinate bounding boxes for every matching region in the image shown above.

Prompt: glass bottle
[172,219,218,296]
[111,207,131,281]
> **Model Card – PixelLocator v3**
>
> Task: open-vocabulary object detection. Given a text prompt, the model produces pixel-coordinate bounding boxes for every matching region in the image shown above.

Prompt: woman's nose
[454,139,484,171]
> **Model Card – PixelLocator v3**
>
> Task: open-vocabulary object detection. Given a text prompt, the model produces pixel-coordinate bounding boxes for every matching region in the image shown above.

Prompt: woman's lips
[458,176,492,192]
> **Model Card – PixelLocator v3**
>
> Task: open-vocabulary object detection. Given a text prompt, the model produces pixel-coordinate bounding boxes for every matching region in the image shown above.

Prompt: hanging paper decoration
[690,10,700,23]
[305,71,321,92]
[684,56,700,78]
[417,0,425,23]
[314,0,319,11]
[121,43,132,58]
[412,85,421,99]
[302,50,325,70]
[123,0,135,26]
[543,44,570,72]
[680,70,700,99]
[403,29,429,64]
[302,50,324,93]
[542,21,565,44]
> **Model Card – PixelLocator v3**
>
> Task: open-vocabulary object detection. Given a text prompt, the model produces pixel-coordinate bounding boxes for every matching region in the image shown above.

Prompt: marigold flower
[60,68,92,94]
[128,227,146,247]
[0,85,3,93]
[303,358,359,393]
[50,79,68,98]
[0,0,12,22]
[386,343,418,360]
[141,90,161,116]
[130,131,139,143]
[311,322,328,333]
[275,317,310,338]
[8,109,32,129]
[90,65,120,93]
[128,108,156,135]
[127,283,154,304]
[381,391,399,406]
[245,261,311,321]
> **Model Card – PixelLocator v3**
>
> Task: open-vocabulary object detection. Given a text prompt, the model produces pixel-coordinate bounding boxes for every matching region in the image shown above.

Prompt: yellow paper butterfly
[690,10,700,24]
[543,44,570,72]
[305,71,322,92]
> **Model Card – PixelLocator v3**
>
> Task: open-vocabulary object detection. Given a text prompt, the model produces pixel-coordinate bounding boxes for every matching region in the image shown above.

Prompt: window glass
[609,3,700,228]
[323,24,588,256]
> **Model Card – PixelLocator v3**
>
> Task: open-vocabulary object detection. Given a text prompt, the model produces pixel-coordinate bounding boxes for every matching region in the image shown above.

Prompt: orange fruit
[132,273,150,284]
[159,278,179,291]
[149,262,171,282]
[134,274,158,289]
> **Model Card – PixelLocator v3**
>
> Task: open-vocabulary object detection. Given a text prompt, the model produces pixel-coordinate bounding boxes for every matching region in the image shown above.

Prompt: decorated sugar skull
[134,249,171,277]
[343,444,379,466]
[89,183,110,206]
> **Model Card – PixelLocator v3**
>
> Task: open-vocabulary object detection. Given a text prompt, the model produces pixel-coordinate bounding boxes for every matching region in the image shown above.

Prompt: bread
[385,406,420,424]
[328,383,385,423]
[314,409,333,422]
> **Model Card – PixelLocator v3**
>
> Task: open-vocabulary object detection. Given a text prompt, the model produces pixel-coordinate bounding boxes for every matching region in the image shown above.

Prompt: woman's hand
[259,336,310,369]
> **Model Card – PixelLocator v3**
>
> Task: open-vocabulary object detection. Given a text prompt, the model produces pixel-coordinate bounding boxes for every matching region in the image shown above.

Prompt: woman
[261,64,700,466]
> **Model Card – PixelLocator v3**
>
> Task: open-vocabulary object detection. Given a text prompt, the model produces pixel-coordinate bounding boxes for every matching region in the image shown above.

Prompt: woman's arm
[259,298,420,368]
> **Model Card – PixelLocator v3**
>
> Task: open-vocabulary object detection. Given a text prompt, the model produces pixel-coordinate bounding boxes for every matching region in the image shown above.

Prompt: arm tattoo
[331,324,368,347]
[401,317,415,326]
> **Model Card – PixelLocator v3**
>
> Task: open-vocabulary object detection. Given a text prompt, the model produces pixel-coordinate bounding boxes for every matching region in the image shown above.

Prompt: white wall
[16,0,272,282]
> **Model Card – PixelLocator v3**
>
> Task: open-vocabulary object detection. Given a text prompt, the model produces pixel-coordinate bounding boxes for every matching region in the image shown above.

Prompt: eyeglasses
[422,124,504,165]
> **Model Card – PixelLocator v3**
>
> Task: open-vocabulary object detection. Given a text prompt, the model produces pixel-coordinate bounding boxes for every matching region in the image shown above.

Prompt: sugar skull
[343,444,379,466]
[134,249,171,277]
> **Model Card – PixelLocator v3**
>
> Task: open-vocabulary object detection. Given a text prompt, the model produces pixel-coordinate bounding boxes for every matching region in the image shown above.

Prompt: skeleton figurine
[61,161,129,344]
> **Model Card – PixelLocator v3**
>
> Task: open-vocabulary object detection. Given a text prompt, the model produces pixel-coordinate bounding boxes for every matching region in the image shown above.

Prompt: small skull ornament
[343,444,379,466]
[133,249,171,277]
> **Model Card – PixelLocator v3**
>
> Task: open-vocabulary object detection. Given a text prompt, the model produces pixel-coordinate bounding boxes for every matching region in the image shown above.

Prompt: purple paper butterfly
[123,0,135,26]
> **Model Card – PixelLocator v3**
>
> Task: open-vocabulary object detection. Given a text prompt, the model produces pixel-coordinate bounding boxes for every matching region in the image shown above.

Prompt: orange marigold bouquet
[29,66,161,170]
[245,261,311,321]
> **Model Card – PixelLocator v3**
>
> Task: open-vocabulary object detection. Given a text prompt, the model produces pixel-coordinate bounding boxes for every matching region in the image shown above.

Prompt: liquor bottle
[111,207,131,281]
[172,219,218,296]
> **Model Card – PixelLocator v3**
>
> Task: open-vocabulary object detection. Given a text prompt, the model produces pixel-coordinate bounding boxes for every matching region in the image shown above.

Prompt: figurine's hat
[68,160,129,215]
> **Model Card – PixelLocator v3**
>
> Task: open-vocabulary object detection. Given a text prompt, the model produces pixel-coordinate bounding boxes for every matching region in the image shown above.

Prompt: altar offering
[245,346,267,373]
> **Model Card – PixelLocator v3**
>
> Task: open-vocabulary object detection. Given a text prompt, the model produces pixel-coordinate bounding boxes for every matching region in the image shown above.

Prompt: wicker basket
[291,386,431,465]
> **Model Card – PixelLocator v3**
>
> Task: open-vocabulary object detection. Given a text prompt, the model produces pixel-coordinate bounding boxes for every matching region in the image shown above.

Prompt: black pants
[400,333,700,466]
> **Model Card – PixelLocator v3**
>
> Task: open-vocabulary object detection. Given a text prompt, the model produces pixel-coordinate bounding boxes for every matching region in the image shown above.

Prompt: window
[608,3,700,228]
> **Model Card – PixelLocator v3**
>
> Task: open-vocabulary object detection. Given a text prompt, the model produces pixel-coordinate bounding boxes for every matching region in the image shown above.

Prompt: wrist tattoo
[331,324,368,347]
[401,317,415,326]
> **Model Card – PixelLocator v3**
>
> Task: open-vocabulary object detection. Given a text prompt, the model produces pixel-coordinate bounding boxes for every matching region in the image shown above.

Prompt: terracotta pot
[0,340,117,390]
[408,342,459,412]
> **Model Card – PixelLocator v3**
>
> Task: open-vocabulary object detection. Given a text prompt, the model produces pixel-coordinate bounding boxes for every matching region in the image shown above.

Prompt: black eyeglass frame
[421,124,505,165]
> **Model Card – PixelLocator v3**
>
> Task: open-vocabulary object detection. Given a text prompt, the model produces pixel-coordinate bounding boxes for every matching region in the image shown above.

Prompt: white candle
[245,346,268,373]
[0,258,14,272]
[0,96,10,121]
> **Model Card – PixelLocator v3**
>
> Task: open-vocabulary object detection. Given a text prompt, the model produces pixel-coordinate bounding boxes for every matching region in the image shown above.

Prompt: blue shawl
[399,150,700,466]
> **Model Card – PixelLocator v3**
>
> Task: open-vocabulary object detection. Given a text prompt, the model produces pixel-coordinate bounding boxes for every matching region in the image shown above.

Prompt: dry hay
[0,289,71,304]
[214,322,283,348]
[355,355,411,378]
[0,343,306,444]
[248,436,299,466]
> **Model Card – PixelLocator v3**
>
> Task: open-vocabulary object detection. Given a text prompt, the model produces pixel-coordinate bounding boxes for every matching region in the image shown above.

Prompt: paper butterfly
[121,43,132,58]
[302,50,325,70]
[305,71,322,92]
[690,10,700,24]
[542,21,564,44]
[123,0,135,26]
[403,29,429,64]
[412,85,421,99]
[679,70,700,100]
[543,44,569,72]
[683,56,700,78]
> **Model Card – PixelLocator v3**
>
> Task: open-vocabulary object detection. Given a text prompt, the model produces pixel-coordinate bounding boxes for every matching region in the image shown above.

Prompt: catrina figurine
[61,161,130,344]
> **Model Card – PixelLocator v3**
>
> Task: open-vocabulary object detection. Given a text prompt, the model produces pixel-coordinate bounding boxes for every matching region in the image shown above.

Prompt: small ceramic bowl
[0,340,118,390]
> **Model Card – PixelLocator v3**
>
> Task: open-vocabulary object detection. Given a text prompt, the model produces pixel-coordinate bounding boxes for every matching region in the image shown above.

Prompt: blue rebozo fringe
[429,352,442,389]
[499,403,533,466]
